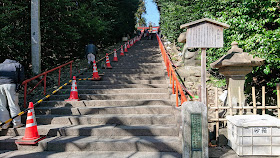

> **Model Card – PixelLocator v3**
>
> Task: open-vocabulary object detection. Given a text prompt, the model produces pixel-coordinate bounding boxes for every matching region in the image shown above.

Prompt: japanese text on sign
[191,114,202,151]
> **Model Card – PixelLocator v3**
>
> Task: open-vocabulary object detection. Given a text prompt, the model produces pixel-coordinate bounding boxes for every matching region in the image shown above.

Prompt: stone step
[63,84,168,89]
[0,136,182,152]
[74,80,168,85]
[100,69,164,74]
[106,65,164,69]
[36,105,172,115]
[78,75,167,81]
[42,99,174,107]
[57,88,168,94]
[110,63,163,66]
[79,74,166,78]
[33,114,176,125]
[49,93,170,101]
[96,71,165,75]
[0,150,182,158]
[1,124,178,137]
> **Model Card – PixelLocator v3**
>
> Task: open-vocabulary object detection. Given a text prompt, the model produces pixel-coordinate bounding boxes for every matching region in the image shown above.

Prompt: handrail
[156,34,195,107]
[22,61,73,108]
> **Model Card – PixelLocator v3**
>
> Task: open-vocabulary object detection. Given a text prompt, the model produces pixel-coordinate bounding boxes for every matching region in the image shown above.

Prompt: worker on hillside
[85,40,98,67]
[0,59,25,129]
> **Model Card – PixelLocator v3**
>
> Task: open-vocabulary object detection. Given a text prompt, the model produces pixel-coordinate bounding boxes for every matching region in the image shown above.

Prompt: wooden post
[31,0,41,75]
[262,86,265,115]
[215,87,219,140]
[228,88,232,116]
[252,87,257,115]
[277,84,280,119]
[201,48,207,105]
[238,87,242,115]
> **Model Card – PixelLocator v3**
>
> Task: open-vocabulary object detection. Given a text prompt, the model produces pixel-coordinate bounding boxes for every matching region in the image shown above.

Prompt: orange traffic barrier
[105,53,112,69]
[16,102,46,145]
[65,76,80,101]
[91,61,101,80]
[113,49,118,61]
[120,45,125,56]
[124,43,128,52]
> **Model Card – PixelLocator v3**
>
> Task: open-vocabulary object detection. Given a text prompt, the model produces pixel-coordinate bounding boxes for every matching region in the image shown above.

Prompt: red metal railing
[156,34,194,107]
[22,61,73,108]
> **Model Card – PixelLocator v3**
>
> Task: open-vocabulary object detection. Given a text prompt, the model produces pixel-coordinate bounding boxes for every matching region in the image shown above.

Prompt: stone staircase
[0,38,182,157]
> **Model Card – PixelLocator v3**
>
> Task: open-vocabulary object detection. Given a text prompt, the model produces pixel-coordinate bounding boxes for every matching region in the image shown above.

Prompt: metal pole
[201,48,207,105]
[31,0,41,75]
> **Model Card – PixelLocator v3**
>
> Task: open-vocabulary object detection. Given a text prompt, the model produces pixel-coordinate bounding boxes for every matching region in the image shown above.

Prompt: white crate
[227,115,280,156]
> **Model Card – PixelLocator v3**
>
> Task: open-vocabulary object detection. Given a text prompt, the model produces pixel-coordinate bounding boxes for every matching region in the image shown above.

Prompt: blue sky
[143,0,160,26]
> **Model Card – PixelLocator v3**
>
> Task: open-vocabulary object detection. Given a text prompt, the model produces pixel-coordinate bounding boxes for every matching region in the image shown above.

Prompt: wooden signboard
[180,18,229,105]
[186,22,224,48]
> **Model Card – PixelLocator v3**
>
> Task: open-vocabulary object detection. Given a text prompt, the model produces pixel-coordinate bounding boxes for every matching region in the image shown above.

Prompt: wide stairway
[0,37,182,157]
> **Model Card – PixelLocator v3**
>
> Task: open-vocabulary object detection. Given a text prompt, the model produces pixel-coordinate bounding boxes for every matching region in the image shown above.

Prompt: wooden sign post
[180,18,230,105]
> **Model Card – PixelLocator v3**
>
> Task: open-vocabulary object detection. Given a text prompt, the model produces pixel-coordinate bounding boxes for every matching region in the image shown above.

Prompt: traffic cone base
[65,98,79,101]
[106,65,112,69]
[89,77,101,81]
[16,135,46,145]
[15,102,46,145]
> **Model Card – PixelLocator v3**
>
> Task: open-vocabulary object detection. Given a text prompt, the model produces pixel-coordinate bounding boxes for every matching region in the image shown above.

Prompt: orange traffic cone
[120,45,125,56]
[130,40,133,47]
[133,38,136,44]
[16,102,46,145]
[91,61,101,80]
[105,53,112,69]
[65,76,80,101]
[113,49,118,62]
[124,43,128,52]
[127,42,130,49]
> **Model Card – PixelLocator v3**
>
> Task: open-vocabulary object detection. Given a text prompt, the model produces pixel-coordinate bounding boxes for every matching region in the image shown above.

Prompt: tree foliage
[155,0,280,93]
[135,0,147,27]
[0,0,141,76]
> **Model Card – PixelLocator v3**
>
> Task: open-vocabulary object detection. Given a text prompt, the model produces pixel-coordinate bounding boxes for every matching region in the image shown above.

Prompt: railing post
[24,83,27,108]
[169,65,172,84]
[262,86,265,115]
[58,68,61,86]
[176,82,179,107]
[238,86,243,115]
[252,86,257,115]
[228,88,233,116]
[44,74,47,95]
[70,62,72,79]
[215,87,219,140]
[277,83,280,118]
[172,75,175,94]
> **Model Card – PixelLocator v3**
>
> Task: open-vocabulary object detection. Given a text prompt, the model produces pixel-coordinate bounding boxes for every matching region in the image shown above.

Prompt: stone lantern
[210,41,265,107]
